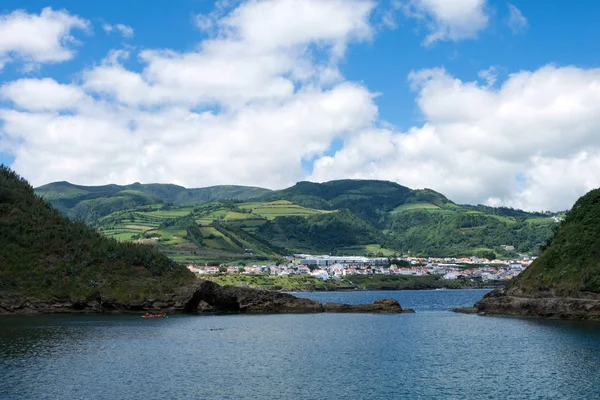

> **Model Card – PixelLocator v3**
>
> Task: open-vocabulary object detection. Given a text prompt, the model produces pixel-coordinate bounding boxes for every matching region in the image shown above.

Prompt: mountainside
[35,181,273,221]
[0,166,195,311]
[35,178,558,262]
[476,188,600,319]
[265,180,453,227]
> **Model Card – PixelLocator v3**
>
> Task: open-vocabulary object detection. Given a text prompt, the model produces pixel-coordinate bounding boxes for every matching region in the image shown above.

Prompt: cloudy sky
[1,0,599,212]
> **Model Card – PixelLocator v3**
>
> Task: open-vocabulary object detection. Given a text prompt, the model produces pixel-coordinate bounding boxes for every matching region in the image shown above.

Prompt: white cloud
[2,0,600,213]
[194,14,214,32]
[83,0,374,108]
[311,65,600,211]
[1,0,377,190]
[1,83,376,188]
[0,7,89,70]
[478,66,498,87]
[0,78,89,111]
[507,3,527,34]
[402,0,489,45]
[103,23,134,38]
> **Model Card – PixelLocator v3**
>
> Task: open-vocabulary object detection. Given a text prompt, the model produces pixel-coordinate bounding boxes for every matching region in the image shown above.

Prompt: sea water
[1,289,599,399]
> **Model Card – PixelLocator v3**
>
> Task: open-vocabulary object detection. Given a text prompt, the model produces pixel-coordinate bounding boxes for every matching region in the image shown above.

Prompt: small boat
[142,312,167,318]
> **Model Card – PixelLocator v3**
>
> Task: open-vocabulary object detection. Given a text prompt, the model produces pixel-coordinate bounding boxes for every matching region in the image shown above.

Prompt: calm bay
[1,289,599,399]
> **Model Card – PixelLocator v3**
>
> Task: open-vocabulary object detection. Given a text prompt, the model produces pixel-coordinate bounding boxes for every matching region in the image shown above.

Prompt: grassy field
[239,200,330,220]
[526,217,557,225]
[97,201,287,264]
[391,202,441,214]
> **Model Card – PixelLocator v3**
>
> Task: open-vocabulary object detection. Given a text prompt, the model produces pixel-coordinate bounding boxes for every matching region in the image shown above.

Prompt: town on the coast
[187,253,534,282]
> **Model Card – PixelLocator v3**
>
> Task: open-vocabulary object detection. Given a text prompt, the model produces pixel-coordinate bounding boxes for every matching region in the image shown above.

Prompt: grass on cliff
[513,188,600,295]
[0,166,195,302]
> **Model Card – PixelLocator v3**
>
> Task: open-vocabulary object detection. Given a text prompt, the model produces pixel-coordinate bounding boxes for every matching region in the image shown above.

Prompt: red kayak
[142,313,167,318]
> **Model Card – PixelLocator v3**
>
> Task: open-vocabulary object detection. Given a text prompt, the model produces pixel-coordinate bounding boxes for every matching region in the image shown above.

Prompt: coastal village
[187,254,534,283]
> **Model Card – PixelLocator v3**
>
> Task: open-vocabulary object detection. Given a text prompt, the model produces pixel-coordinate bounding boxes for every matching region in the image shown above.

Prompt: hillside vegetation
[36,178,558,262]
[265,180,556,257]
[36,181,272,222]
[0,166,194,302]
[511,188,600,295]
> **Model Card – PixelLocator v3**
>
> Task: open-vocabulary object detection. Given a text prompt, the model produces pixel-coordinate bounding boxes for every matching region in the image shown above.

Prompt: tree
[476,250,496,261]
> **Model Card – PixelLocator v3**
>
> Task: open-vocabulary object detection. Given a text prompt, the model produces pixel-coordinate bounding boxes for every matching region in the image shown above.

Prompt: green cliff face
[511,189,600,296]
[0,166,194,303]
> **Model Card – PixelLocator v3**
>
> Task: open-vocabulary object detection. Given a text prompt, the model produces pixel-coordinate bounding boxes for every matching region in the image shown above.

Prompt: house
[332,268,344,277]
[297,266,310,275]
[204,266,219,274]
[244,266,261,274]
[311,269,329,280]
[443,272,460,280]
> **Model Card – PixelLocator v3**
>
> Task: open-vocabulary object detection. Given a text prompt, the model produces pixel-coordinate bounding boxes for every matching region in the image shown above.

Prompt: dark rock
[452,307,478,314]
[0,282,416,316]
[184,280,324,314]
[475,288,600,320]
[324,298,414,313]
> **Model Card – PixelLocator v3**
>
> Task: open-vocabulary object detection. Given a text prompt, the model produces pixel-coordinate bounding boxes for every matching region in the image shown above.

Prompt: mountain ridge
[34,178,559,261]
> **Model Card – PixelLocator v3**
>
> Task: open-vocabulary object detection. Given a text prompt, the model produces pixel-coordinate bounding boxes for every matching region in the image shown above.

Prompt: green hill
[93,200,331,263]
[35,178,558,261]
[265,180,452,226]
[265,180,555,257]
[35,181,273,222]
[0,166,194,305]
[474,189,600,319]
[385,208,554,257]
[510,188,600,295]
[258,209,381,252]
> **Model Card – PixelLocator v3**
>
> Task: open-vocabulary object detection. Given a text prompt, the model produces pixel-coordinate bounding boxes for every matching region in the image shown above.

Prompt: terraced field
[391,202,441,213]
[96,201,295,263]
[239,200,330,219]
[98,206,195,242]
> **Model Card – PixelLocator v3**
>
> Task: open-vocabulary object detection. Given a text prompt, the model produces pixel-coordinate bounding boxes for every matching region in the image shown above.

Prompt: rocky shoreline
[0,280,414,316]
[467,288,600,320]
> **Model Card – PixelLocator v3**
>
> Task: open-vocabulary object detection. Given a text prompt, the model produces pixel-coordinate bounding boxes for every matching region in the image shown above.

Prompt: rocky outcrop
[324,298,415,313]
[474,288,600,320]
[0,285,197,315]
[452,307,478,314]
[0,281,414,315]
[185,280,325,314]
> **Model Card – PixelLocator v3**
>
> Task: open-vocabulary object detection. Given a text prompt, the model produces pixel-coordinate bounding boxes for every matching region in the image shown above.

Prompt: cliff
[0,166,196,305]
[476,188,600,319]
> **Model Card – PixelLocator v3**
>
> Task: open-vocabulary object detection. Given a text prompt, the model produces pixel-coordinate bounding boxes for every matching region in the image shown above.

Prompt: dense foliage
[386,211,554,257]
[513,189,600,294]
[0,166,194,301]
[35,181,273,222]
[266,180,423,226]
[260,209,381,251]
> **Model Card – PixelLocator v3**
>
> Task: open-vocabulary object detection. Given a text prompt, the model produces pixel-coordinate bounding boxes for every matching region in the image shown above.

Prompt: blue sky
[1,0,600,211]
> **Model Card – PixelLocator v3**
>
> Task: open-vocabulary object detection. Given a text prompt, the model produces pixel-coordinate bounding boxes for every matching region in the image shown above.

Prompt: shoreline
[283,285,500,293]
